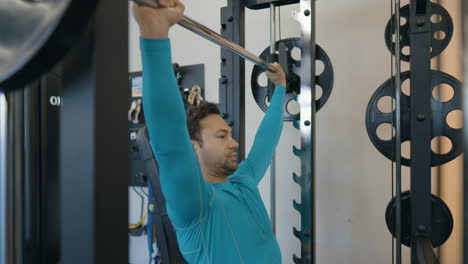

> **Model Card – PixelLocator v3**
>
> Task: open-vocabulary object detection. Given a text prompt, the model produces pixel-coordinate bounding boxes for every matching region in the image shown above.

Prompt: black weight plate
[316,44,334,112]
[385,191,453,248]
[251,38,334,121]
[365,70,462,167]
[384,3,453,61]
[0,0,98,91]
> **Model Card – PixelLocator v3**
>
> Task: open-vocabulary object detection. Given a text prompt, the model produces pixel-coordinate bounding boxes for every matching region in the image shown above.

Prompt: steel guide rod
[0,92,6,264]
[131,0,276,73]
[393,0,402,263]
[463,0,468,263]
[269,2,277,235]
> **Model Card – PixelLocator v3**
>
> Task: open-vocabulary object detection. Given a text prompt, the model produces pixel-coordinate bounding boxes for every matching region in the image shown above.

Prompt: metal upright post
[0,92,7,264]
[269,2,277,235]
[393,1,402,263]
[463,0,468,263]
[59,0,129,263]
[220,0,246,160]
[408,0,434,262]
[5,89,26,264]
[294,0,316,263]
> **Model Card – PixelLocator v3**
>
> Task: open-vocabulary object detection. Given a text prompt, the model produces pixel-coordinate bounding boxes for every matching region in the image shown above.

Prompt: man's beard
[215,158,237,177]
[223,159,238,175]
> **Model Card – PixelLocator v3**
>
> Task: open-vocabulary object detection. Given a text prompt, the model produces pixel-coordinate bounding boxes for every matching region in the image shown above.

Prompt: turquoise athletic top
[141,38,285,264]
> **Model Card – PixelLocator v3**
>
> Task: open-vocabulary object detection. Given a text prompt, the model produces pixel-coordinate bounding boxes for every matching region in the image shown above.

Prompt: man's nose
[230,137,239,149]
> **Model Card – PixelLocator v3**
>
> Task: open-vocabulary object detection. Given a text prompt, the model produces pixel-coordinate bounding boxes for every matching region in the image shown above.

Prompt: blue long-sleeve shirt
[141,38,285,264]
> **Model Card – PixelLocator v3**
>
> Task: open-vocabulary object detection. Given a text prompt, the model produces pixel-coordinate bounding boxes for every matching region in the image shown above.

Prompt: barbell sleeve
[131,0,276,72]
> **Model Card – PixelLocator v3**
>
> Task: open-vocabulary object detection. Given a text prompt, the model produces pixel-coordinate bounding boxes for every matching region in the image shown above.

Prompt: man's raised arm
[134,1,211,229]
[243,63,287,185]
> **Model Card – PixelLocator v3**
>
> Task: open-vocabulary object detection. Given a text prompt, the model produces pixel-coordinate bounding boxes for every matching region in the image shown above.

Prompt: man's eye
[218,135,226,139]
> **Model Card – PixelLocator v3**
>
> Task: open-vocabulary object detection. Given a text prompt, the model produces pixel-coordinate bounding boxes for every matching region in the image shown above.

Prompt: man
[133,1,287,263]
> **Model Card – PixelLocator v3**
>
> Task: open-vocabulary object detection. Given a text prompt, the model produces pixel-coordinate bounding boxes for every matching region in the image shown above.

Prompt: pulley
[365,70,463,167]
[384,3,453,62]
[0,0,98,91]
[385,190,453,248]
[251,38,334,121]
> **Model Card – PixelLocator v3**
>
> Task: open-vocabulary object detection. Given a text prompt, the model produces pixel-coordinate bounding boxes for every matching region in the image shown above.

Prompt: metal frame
[220,0,246,160]
[0,92,6,264]
[393,1,403,263]
[58,1,129,262]
[408,1,434,262]
[6,89,25,264]
[269,3,278,235]
[293,0,316,263]
[245,0,299,10]
[463,0,468,263]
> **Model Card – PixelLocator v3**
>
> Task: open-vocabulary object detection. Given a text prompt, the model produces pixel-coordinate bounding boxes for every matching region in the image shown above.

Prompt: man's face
[196,114,239,176]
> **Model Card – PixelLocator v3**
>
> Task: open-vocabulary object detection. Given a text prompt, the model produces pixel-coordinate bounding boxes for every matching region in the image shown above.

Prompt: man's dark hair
[187,102,220,145]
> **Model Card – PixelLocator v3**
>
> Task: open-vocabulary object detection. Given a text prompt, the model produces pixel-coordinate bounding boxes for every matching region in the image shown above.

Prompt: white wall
[128,1,408,263]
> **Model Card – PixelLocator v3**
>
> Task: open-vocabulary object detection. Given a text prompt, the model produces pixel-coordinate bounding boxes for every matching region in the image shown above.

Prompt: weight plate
[251,38,334,121]
[385,191,453,248]
[0,0,98,91]
[384,3,453,61]
[365,70,462,166]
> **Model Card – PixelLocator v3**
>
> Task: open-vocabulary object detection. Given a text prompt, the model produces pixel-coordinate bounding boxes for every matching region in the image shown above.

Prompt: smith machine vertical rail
[220,0,246,160]
[246,0,321,263]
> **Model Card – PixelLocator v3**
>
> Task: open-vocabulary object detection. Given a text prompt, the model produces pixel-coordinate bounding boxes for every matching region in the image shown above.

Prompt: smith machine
[130,0,334,263]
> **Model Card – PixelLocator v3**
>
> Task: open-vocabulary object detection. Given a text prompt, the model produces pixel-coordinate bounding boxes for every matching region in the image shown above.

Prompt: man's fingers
[267,62,283,73]
[173,0,185,12]
[158,0,174,8]
[266,63,278,73]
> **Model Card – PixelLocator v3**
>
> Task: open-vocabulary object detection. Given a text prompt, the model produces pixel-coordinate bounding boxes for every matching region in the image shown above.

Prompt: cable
[129,211,148,229]
[132,185,146,219]
[129,185,148,229]
[140,186,149,197]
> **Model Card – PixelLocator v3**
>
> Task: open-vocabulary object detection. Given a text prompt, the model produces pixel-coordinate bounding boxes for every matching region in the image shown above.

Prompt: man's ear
[191,139,201,153]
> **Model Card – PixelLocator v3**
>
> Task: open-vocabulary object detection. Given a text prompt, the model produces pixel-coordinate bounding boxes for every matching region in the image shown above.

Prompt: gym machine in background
[366,0,462,263]
[2,66,64,264]
[0,0,129,263]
